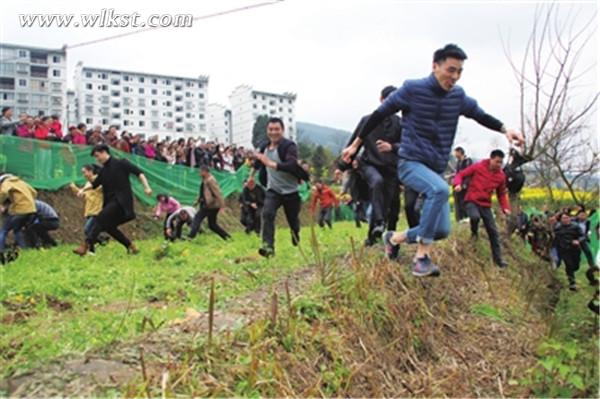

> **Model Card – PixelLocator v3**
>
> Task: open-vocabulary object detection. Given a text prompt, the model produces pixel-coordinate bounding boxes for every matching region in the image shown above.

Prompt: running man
[74,144,152,255]
[342,44,524,277]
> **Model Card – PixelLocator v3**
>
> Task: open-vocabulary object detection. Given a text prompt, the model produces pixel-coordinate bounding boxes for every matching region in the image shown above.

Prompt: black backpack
[504,165,525,195]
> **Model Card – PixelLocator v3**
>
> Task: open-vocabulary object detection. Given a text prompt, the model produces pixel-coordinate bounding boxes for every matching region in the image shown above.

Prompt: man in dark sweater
[347,86,403,245]
[239,177,265,235]
[452,146,473,222]
[74,144,153,255]
[342,43,524,277]
[253,117,308,257]
[554,212,586,291]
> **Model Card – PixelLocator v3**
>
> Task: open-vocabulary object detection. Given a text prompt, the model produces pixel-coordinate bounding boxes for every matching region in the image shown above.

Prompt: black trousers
[403,186,421,228]
[362,164,398,228]
[318,207,333,229]
[466,202,503,264]
[166,221,188,241]
[241,205,262,234]
[262,190,301,248]
[558,248,581,285]
[189,207,230,240]
[26,218,59,247]
[453,190,468,221]
[87,200,132,250]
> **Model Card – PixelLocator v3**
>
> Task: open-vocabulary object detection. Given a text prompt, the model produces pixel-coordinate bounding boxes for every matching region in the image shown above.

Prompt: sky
[0,0,597,158]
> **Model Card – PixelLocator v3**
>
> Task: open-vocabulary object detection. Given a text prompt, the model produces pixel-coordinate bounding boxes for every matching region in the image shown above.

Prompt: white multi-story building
[207,103,232,145]
[65,90,77,127]
[73,62,209,140]
[0,43,67,118]
[229,85,296,148]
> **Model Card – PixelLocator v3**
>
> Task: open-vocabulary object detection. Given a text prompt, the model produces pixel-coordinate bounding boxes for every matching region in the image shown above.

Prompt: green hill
[297,121,351,153]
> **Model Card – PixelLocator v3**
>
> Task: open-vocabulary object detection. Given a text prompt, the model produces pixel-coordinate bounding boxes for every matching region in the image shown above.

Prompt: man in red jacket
[310,180,339,229]
[454,149,511,268]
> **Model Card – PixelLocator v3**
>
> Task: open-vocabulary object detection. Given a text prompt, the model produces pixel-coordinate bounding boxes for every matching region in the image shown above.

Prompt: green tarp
[0,135,317,208]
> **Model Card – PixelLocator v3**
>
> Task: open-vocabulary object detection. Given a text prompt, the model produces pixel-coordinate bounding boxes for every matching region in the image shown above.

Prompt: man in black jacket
[452,146,472,222]
[253,117,308,257]
[239,177,265,234]
[346,86,403,245]
[554,212,585,291]
[74,144,152,256]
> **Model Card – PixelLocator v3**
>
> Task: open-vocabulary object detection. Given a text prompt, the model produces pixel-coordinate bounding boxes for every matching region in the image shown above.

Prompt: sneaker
[291,232,299,247]
[258,246,275,258]
[72,243,88,257]
[496,260,508,268]
[412,256,441,277]
[371,223,385,239]
[383,231,400,261]
[569,282,578,292]
[364,238,375,247]
[470,234,478,242]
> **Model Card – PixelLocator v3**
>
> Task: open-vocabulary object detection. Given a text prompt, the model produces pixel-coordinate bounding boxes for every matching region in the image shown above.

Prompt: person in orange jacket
[310,180,339,229]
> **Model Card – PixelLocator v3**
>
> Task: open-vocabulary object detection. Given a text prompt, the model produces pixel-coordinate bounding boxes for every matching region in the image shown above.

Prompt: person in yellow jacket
[69,164,105,254]
[0,173,37,251]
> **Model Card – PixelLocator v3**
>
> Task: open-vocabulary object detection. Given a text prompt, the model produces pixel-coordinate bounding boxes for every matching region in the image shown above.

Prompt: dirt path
[2,263,322,397]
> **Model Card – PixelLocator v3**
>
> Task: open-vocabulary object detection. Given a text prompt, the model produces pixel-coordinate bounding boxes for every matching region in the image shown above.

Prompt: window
[253,94,257,100]
[199,93,204,99]
[18,79,27,87]
[138,77,145,83]
[279,107,283,112]
[85,83,93,90]
[151,110,159,117]
[175,106,183,112]
[86,118,92,124]
[123,120,129,126]
[151,89,157,95]
[100,73,108,79]
[138,99,145,107]
[123,75,130,81]
[52,55,61,63]
[262,105,266,110]
[111,113,121,119]
[165,79,171,85]
[18,50,27,58]
[101,85,108,91]
[85,106,94,114]
[269,100,275,106]
[165,90,172,96]
[288,99,292,104]
[185,92,192,98]
[152,78,158,84]
[152,121,159,129]
[139,110,145,116]
[111,90,120,97]
[199,113,204,120]
[139,121,145,127]
[123,87,130,93]
[253,104,257,109]
[164,101,172,107]
[85,71,92,78]
[85,94,94,103]
[175,96,182,102]
[288,108,292,113]
[151,99,157,106]
[198,82,203,88]
[138,88,145,94]
[111,102,120,108]
[111,79,120,85]
[175,85,182,91]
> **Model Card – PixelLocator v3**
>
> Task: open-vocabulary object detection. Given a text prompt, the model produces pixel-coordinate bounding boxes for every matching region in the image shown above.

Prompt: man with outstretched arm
[73,144,152,256]
[454,149,511,268]
[342,44,524,277]
[252,117,308,258]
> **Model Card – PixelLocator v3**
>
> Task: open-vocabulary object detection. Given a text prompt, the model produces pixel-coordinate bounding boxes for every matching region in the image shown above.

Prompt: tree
[298,141,314,161]
[501,4,598,206]
[311,145,327,179]
[251,115,270,149]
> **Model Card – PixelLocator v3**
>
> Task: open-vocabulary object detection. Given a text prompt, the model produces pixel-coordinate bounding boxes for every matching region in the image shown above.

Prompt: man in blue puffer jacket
[342,44,524,277]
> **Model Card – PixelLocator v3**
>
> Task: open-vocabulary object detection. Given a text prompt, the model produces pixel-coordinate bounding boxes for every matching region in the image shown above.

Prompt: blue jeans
[396,160,451,245]
[0,213,35,250]
[84,216,97,239]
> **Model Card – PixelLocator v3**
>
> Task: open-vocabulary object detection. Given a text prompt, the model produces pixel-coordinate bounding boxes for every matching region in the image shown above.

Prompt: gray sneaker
[412,256,441,277]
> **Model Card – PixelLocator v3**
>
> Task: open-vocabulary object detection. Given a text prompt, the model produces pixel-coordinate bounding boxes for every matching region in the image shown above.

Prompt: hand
[505,129,525,146]
[254,153,268,165]
[166,228,172,236]
[572,240,580,246]
[376,140,392,153]
[454,185,462,192]
[341,145,357,163]
[503,209,512,216]
[144,187,152,196]
[251,203,257,209]
[77,189,85,198]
